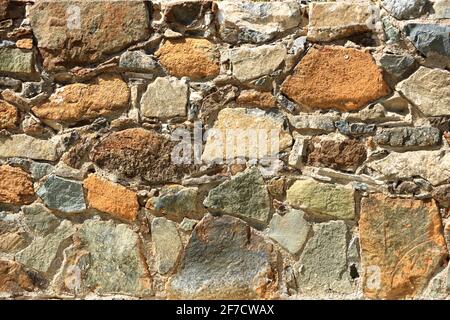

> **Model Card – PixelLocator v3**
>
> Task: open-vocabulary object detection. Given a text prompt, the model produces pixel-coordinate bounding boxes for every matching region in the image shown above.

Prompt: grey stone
[22,203,60,236]
[0,134,61,161]
[30,162,54,180]
[288,114,337,133]
[335,120,376,136]
[374,126,441,150]
[0,76,22,91]
[382,0,429,19]
[119,50,159,73]
[432,184,450,208]
[36,175,86,213]
[432,0,450,19]
[179,218,198,232]
[151,217,182,274]
[379,53,417,84]
[382,16,401,43]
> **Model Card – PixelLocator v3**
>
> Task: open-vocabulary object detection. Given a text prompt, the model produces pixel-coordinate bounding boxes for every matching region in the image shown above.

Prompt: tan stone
[156,38,220,80]
[0,100,18,129]
[0,134,60,161]
[32,75,130,123]
[0,0,8,20]
[281,46,389,112]
[83,174,139,221]
[360,195,447,299]
[236,90,276,109]
[0,260,44,293]
[15,39,33,50]
[0,165,35,205]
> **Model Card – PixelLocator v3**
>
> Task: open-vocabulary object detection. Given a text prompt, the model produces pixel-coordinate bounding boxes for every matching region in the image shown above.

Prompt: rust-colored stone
[0,260,46,293]
[0,100,18,129]
[236,90,276,109]
[15,39,33,50]
[0,165,35,205]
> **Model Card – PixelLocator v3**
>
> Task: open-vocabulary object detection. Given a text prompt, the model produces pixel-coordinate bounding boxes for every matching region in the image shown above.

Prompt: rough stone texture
[29,0,150,71]
[281,47,390,112]
[286,179,355,220]
[151,217,182,274]
[374,127,441,150]
[236,90,276,109]
[168,214,278,299]
[0,48,35,76]
[156,38,220,80]
[0,0,8,20]
[432,185,450,208]
[0,219,30,253]
[119,50,159,73]
[22,203,60,237]
[432,0,450,18]
[0,260,46,294]
[0,165,35,206]
[84,174,139,221]
[360,195,447,299]
[0,134,60,161]
[382,0,429,20]
[288,114,337,133]
[32,75,130,124]
[379,53,417,85]
[0,101,18,130]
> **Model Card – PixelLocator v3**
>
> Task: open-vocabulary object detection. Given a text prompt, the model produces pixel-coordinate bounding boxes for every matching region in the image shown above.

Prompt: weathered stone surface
[162,0,216,34]
[37,175,86,213]
[151,217,182,274]
[0,100,18,129]
[16,39,33,50]
[307,2,373,42]
[32,75,130,124]
[203,168,271,224]
[367,150,450,186]
[281,47,389,112]
[359,195,447,299]
[226,44,286,82]
[168,214,278,299]
[119,50,159,73]
[236,90,276,109]
[0,165,35,205]
[268,209,311,255]
[379,53,417,84]
[295,221,352,294]
[0,260,46,293]
[288,114,337,133]
[217,1,303,43]
[335,121,376,137]
[0,134,60,161]
[382,0,429,19]
[432,0,450,18]
[180,218,198,232]
[140,77,188,119]
[432,185,450,208]
[30,0,150,71]
[0,0,8,20]
[396,67,450,117]
[374,127,441,150]
[0,48,35,76]
[288,133,308,169]
[286,179,355,220]
[22,203,60,237]
[156,38,220,80]
[84,174,139,221]
[0,219,30,253]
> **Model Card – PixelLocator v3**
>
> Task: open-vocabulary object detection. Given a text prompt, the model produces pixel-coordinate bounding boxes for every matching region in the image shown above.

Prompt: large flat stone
[151,217,182,274]
[0,134,61,161]
[37,175,86,213]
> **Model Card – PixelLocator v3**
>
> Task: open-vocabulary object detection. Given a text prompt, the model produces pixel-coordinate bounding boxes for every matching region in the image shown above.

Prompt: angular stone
[335,121,376,137]
[0,0,8,20]
[307,2,373,42]
[432,185,450,208]
[396,67,450,117]
[382,0,428,19]
[141,77,188,119]
[226,44,286,82]
[379,53,417,84]
[288,113,337,133]
[286,179,355,220]
[432,0,450,18]
[151,217,182,274]
[156,38,220,80]
[217,1,303,44]
[30,0,150,71]
[0,134,60,161]
[0,260,46,294]
[37,175,86,213]
[288,133,308,169]
[359,195,447,299]
[0,219,30,253]
[83,175,139,221]
[180,218,198,232]
[16,39,33,50]
[0,100,18,130]
[22,203,60,237]
[295,220,352,294]
[281,46,389,112]
[236,90,276,109]
[203,168,271,225]
[162,0,216,34]
[0,48,35,76]
[0,165,35,205]
[168,214,278,299]
[374,127,441,150]
[119,50,159,73]
[268,209,311,255]
[32,75,130,124]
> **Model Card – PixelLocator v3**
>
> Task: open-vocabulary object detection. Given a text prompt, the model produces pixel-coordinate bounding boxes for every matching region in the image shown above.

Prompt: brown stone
[0,100,18,129]
[0,165,35,205]
[0,220,30,253]
[432,184,450,208]
[84,174,139,221]
[281,46,390,112]
[0,0,8,20]
[15,39,33,50]
[0,260,46,293]
[32,75,129,124]
[236,90,276,109]
[359,195,448,299]
[156,38,220,80]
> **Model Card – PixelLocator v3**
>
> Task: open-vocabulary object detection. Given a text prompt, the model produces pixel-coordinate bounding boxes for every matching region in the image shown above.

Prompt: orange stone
[359,194,448,299]
[0,165,35,205]
[0,100,18,129]
[236,90,276,109]
[15,39,33,50]
[281,46,390,112]
[83,174,139,221]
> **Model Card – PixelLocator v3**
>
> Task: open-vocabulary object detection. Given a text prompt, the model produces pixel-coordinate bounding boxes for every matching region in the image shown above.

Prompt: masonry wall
[0,0,449,300]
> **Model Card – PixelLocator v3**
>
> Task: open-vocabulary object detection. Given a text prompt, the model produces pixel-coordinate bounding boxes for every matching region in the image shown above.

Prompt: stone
[119,50,159,73]
[29,0,150,71]
[156,38,220,80]
[268,209,311,255]
[0,48,35,76]
[0,134,60,161]
[432,185,450,208]
[140,77,188,119]
[359,195,447,299]
[288,114,337,133]
[0,165,35,206]
[202,108,292,163]
[432,0,450,18]
[382,0,429,19]
[288,133,308,169]
[30,162,54,180]
[281,46,389,112]
[83,174,139,221]
[168,214,278,299]
[217,1,303,44]
[0,219,30,253]
[294,220,352,295]
[22,203,60,237]
[162,0,216,34]
[335,121,376,136]
[37,175,86,213]
[396,67,450,117]
[180,218,198,232]
[0,0,8,20]
[16,39,33,50]
[226,44,286,82]
[0,100,18,130]
[32,75,130,124]
[151,217,182,274]
[0,260,46,293]
[379,53,417,84]
[203,168,271,225]
[236,90,276,109]
[367,150,450,186]
[307,2,373,42]
[286,179,355,220]
[374,127,441,150]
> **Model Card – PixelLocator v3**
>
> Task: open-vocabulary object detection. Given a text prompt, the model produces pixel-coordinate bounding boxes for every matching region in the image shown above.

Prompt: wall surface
[0,0,449,300]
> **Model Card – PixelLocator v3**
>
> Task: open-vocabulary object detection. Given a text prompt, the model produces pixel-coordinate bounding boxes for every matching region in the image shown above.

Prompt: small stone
[22,203,60,237]
[288,114,337,133]
[395,181,420,195]
[359,195,447,299]
[286,179,355,220]
[374,126,441,150]
[83,174,139,221]
[37,175,86,213]
[119,50,159,73]
[380,92,410,112]
[140,77,188,119]
[382,0,429,19]
[0,101,18,130]
[379,53,417,84]
[432,185,450,208]
[288,133,308,169]
[335,121,376,136]
[15,39,33,50]
[30,162,54,180]
[179,218,198,232]
[156,38,220,80]
[268,209,311,255]
[236,90,276,109]
[162,0,216,34]
[382,16,401,43]
[0,0,8,20]
[0,134,60,161]
[0,165,35,205]
[0,48,35,77]
[151,217,182,274]
[0,260,46,294]
[0,219,30,253]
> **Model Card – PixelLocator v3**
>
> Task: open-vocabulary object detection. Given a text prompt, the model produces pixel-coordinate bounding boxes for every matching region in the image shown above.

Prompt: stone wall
[0,0,449,300]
